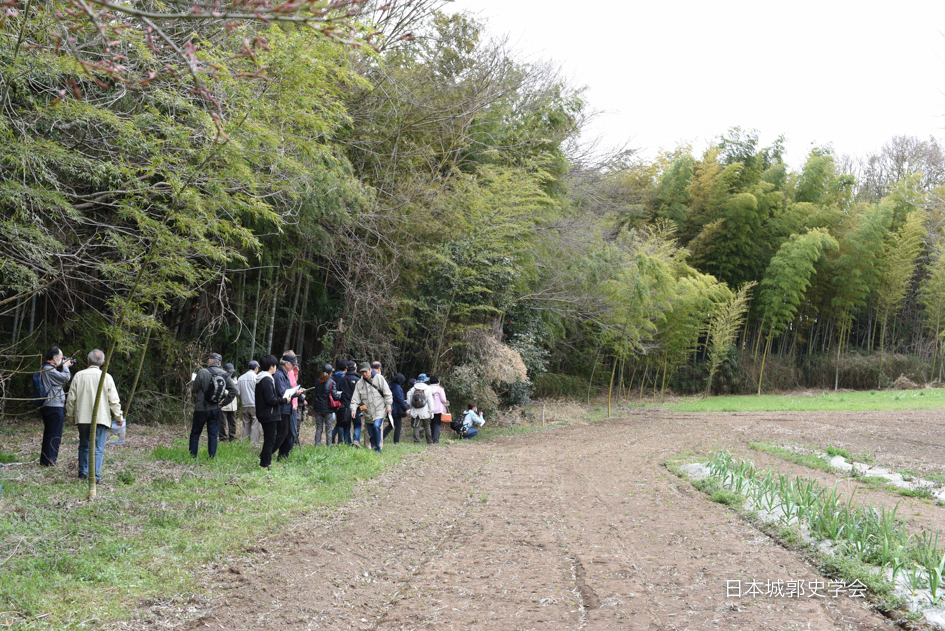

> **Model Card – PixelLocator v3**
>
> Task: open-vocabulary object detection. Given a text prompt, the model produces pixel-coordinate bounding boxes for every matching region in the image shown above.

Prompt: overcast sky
[445,1,945,169]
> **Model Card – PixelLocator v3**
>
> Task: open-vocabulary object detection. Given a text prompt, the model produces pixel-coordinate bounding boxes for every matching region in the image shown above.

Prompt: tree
[705,281,755,396]
[875,207,926,384]
[757,229,839,394]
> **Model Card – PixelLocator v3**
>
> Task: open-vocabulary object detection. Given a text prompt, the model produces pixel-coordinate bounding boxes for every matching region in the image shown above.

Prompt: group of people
[36,347,487,480]
[189,353,486,469]
[37,346,124,483]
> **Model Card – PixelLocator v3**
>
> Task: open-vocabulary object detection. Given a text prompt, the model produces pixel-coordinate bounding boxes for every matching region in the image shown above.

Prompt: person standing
[338,361,362,446]
[282,352,301,446]
[427,375,449,445]
[65,349,123,482]
[406,374,433,444]
[384,373,408,444]
[190,352,237,459]
[254,355,287,468]
[273,354,304,460]
[238,360,261,444]
[349,362,392,454]
[310,364,339,446]
[38,347,74,467]
[219,363,239,442]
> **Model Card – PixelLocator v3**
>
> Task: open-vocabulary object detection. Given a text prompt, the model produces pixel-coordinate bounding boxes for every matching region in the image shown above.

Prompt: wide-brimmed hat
[416,373,429,383]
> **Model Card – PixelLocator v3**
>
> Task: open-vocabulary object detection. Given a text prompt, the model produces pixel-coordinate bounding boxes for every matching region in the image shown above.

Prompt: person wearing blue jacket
[273,354,304,460]
[384,373,408,444]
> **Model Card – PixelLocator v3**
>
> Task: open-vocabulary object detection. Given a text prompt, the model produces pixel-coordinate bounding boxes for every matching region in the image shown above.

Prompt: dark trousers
[40,406,65,466]
[190,408,221,458]
[332,422,351,445]
[219,410,237,441]
[288,408,299,445]
[274,413,294,460]
[259,420,279,467]
[383,416,403,444]
[430,413,443,444]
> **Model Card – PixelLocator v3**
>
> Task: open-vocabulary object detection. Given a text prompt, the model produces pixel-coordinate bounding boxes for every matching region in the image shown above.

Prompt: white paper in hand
[283,385,300,400]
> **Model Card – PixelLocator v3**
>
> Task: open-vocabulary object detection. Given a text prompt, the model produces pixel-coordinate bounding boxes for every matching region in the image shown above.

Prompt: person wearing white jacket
[406,374,434,444]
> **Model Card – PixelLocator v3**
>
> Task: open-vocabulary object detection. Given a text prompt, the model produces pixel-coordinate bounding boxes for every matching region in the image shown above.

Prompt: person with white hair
[65,349,123,483]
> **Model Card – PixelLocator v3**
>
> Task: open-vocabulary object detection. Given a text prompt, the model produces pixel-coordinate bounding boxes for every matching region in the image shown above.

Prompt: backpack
[204,368,228,405]
[409,388,427,409]
[450,413,465,434]
[31,368,49,409]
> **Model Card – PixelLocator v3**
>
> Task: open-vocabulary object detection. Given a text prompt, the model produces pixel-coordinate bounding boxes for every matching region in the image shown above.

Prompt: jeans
[366,417,385,452]
[40,406,65,466]
[190,408,221,458]
[462,427,479,440]
[332,422,351,445]
[78,424,108,481]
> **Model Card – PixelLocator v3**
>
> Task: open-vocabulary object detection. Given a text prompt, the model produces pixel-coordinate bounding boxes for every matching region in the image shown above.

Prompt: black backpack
[204,368,228,405]
[31,368,49,409]
[449,413,464,434]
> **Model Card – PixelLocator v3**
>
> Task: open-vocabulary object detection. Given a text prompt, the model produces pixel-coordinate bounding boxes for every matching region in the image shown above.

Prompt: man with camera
[349,362,392,454]
[38,346,75,467]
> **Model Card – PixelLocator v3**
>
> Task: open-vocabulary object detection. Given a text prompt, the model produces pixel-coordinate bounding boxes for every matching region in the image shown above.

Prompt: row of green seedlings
[707,451,945,605]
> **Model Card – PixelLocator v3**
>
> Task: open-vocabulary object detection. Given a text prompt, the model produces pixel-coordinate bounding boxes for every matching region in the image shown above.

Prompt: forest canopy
[3,1,945,419]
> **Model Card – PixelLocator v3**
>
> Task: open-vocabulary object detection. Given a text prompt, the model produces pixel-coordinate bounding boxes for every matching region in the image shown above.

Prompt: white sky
[446,1,945,169]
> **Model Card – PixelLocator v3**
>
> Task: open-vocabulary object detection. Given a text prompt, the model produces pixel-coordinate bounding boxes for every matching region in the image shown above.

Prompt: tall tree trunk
[295,273,311,358]
[607,356,618,417]
[834,323,846,391]
[28,293,36,334]
[586,342,602,405]
[284,267,303,353]
[757,333,773,395]
[250,265,263,357]
[266,284,280,355]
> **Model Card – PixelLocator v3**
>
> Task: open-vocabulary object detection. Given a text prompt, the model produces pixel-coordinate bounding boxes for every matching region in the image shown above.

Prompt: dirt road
[151,409,945,630]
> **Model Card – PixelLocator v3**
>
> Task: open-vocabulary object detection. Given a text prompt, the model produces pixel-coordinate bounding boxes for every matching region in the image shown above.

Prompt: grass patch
[0,436,423,629]
[825,446,851,460]
[693,477,744,507]
[748,441,833,472]
[0,452,19,464]
[900,469,945,486]
[664,389,945,413]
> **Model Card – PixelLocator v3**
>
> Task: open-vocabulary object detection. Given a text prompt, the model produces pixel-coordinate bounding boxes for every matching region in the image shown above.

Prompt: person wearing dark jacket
[310,364,339,446]
[337,361,362,446]
[273,355,304,460]
[254,355,285,468]
[38,346,74,467]
[384,373,408,444]
[190,352,238,459]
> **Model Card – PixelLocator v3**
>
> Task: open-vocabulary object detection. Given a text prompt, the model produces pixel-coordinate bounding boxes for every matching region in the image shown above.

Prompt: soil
[120,408,945,631]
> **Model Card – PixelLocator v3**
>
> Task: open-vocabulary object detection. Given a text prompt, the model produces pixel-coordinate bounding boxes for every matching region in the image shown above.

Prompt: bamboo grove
[3,2,945,420]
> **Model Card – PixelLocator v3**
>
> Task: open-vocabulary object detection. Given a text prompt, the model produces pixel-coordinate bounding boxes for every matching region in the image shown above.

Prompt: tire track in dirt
[125,411,910,631]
